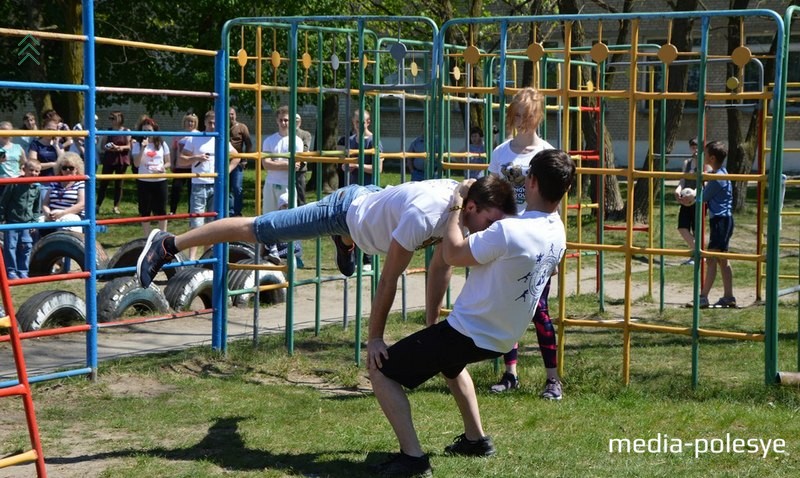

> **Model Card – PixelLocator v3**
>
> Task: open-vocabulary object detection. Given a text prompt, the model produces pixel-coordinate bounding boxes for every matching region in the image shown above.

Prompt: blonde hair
[56,152,85,175]
[505,88,545,136]
[182,113,198,129]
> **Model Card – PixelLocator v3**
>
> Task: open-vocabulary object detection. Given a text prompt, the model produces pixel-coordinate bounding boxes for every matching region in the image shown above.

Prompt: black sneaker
[489,372,519,393]
[331,235,355,277]
[373,452,432,477]
[444,433,496,457]
[136,229,175,288]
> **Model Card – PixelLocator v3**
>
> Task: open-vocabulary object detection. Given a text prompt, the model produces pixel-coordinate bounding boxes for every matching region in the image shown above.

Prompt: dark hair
[470,126,484,137]
[689,137,698,147]
[138,116,163,149]
[704,141,727,165]
[465,175,517,215]
[109,111,125,125]
[528,149,575,203]
[22,112,37,130]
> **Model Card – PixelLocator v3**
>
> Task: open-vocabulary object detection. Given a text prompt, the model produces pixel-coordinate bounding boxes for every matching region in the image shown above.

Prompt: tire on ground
[103,237,187,281]
[15,290,87,332]
[199,242,256,269]
[164,267,215,311]
[29,231,109,277]
[97,277,171,323]
[228,259,287,307]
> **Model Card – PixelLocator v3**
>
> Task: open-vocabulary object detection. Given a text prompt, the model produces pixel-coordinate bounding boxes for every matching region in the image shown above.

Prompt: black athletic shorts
[677,204,696,232]
[377,320,502,389]
[707,215,734,252]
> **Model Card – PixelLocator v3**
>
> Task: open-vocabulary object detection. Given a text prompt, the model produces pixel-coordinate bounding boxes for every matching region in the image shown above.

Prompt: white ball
[680,188,696,206]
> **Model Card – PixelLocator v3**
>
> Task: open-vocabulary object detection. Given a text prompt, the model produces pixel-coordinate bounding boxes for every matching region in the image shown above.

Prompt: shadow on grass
[46,415,382,475]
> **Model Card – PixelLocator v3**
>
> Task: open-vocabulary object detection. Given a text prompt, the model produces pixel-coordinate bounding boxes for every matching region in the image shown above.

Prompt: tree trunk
[631,0,698,223]
[60,0,84,125]
[558,0,625,219]
[308,94,340,194]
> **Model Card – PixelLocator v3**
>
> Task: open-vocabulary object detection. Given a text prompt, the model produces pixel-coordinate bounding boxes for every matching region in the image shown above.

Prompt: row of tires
[10,233,287,331]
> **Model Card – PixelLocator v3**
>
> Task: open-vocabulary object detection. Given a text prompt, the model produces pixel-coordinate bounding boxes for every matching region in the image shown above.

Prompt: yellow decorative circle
[590,42,610,63]
[453,65,461,81]
[463,45,481,65]
[726,76,740,90]
[302,52,312,70]
[271,51,282,69]
[362,54,369,70]
[410,61,419,77]
[236,48,248,67]
[657,43,679,65]
[526,43,545,62]
[731,46,752,67]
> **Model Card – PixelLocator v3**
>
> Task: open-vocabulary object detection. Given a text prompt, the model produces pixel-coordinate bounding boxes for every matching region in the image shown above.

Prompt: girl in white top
[488,88,554,213]
[132,117,170,235]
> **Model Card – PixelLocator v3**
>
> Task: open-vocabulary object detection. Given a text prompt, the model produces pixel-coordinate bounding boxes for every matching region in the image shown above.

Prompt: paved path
[1,272,465,380]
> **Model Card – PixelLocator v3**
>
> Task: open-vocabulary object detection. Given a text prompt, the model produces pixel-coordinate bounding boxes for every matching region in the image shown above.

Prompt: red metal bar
[0,324,92,343]
[97,309,213,328]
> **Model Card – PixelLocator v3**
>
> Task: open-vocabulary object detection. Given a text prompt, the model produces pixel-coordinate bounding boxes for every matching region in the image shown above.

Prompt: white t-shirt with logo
[346,179,463,255]
[262,132,304,186]
[131,141,169,182]
[182,136,235,185]
[488,139,554,213]
[446,210,566,353]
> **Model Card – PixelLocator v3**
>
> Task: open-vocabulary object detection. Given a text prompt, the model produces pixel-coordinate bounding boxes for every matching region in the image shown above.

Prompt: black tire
[164,267,215,311]
[97,277,171,323]
[199,242,256,270]
[103,237,187,281]
[15,290,86,332]
[228,259,287,307]
[29,231,109,277]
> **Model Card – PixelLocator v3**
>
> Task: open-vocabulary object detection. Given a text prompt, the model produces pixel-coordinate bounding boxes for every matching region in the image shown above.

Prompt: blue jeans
[190,183,215,229]
[253,184,381,245]
[3,228,33,278]
[229,163,244,216]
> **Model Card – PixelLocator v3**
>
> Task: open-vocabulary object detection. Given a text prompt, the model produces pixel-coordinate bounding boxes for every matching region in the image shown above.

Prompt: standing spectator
[689,141,736,309]
[132,117,169,236]
[27,118,63,177]
[170,113,199,215]
[40,152,86,235]
[97,111,131,215]
[406,133,441,182]
[338,109,382,186]
[0,159,41,279]
[675,137,703,265]
[41,109,73,152]
[179,110,238,260]
[0,121,28,197]
[18,112,38,153]
[68,114,97,160]
[261,105,304,264]
[294,113,312,205]
[465,126,486,180]
[487,87,562,400]
[228,107,252,217]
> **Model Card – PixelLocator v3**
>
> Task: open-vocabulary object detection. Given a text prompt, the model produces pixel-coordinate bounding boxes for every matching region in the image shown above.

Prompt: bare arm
[424,244,452,326]
[442,180,481,267]
[367,239,414,370]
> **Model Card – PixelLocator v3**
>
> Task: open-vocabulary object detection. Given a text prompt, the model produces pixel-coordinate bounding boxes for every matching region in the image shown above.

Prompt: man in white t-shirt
[178,110,238,259]
[137,177,517,329]
[366,149,574,476]
[261,105,304,263]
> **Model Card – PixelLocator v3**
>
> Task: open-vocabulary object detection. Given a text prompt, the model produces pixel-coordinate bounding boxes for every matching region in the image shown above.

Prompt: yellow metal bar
[256,282,289,293]
[561,318,764,341]
[0,449,38,468]
[228,263,288,272]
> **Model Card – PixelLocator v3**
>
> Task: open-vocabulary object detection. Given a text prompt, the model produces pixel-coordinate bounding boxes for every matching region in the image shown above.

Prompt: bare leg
[174,217,257,252]
[445,369,485,441]
[678,228,695,250]
[158,219,168,232]
[142,221,151,237]
[369,367,425,457]
[701,257,718,297]
[719,257,733,297]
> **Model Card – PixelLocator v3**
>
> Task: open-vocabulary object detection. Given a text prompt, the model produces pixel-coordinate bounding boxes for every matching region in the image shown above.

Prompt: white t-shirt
[262,132,304,186]
[182,136,235,185]
[131,141,169,182]
[446,210,566,353]
[488,138,554,213]
[346,179,463,255]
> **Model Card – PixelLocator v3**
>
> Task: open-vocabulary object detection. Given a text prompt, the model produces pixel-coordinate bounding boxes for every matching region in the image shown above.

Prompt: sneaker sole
[136,228,162,288]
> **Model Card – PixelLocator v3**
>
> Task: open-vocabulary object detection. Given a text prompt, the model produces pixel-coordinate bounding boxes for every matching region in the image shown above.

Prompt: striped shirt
[48,181,85,214]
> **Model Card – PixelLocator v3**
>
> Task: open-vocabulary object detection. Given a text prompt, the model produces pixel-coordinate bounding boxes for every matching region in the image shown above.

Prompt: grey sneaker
[373,452,432,477]
[541,378,563,400]
[714,296,737,308]
[489,372,519,393]
[444,433,496,457]
[136,229,175,288]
